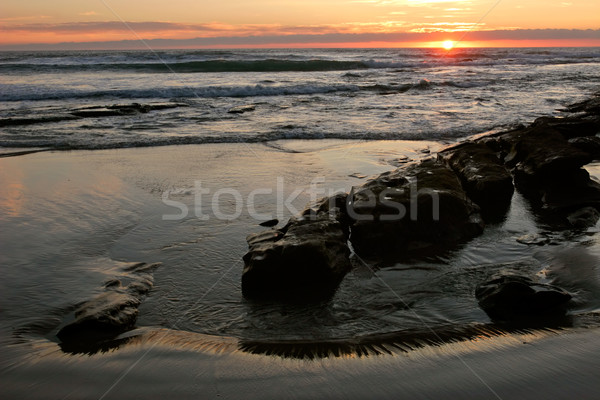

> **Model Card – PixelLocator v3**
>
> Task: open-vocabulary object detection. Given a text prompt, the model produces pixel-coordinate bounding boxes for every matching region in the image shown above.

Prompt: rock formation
[476,274,572,321]
[57,262,160,349]
[242,212,351,301]
[242,93,600,306]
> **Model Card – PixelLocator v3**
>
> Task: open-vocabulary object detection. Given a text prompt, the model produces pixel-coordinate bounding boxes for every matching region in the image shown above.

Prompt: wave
[0,59,375,74]
[0,77,495,102]
[0,83,361,101]
[0,122,506,151]
[3,51,598,75]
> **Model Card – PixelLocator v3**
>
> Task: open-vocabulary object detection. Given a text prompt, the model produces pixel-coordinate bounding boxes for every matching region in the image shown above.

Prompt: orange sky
[1,0,599,49]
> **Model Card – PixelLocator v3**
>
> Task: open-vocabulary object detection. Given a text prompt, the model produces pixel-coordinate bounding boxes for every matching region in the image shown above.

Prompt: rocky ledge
[242,93,600,319]
[56,261,160,352]
[476,274,572,322]
[242,211,351,302]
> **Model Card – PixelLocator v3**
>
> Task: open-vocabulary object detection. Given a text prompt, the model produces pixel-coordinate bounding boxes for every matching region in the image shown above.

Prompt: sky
[0,0,599,49]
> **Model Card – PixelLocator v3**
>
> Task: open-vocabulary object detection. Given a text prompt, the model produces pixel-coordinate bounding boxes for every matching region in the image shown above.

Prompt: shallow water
[2,141,599,351]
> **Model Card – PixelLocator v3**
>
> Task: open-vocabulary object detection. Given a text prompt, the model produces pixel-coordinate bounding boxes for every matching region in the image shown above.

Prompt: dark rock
[506,125,592,179]
[563,95,600,115]
[349,159,484,257]
[316,192,349,214]
[567,206,600,229]
[440,142,514,217]
[300,192,351,232]
[57,262,160,345]
[539,169,600,212]
[476,274,571,321]
[495,121,600,228]
[57,291,142,342]
[70,104,148,117]
[531,116,600,139]
[242,213,351,301]
[0,115,80,127]
[70,102,179,118]
[259,218,279,227]
[228,105,256,114]
[516,167,600,228]
[569,136,600,160]
[106,103,152,113]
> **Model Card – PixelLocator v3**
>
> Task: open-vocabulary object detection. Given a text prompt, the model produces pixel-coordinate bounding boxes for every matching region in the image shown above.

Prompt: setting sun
[442,40,455,50]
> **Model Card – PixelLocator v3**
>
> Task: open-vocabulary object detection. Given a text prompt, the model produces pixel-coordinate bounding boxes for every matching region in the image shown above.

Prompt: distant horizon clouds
[1,0,599,49]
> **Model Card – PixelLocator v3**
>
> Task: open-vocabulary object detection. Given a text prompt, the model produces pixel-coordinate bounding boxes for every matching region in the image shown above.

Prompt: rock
[502,123,600,224]
[57,291,142,342]
[228,105,256,114]
[0,115,80,127]
[539,169,600,211]
[516,234,550,246]
[440,142,514,217]
[57,262,160,345]
[242,213,351,301]
[349,159,484,257]
[506,125,592,180]
[516,167,600,228]
[69,103,185,118]
[106,103,152,113]
[563,95,600,115]
[259,218,279,227]
[300,192,351,231]
[569,136,600,160]
[475,274,572,321]
[71,103,150,117]
[531,116,600,139]
[567,206,600,229]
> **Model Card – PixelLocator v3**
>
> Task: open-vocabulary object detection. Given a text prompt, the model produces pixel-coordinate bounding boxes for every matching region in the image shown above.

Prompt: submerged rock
[349,159,484,257]
[70,102,185,118]
[57,262,160,346]
[475,275,572,321]
[228,104,256,114]
[242,213,351,301]
[516,233,551,246]
[440,142,514,218]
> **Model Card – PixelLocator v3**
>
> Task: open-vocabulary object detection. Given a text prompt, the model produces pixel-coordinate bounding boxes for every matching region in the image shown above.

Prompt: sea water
[1,47,599,150]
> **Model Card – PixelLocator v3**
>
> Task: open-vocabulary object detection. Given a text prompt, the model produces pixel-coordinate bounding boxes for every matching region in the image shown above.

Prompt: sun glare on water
[442,40,455,50]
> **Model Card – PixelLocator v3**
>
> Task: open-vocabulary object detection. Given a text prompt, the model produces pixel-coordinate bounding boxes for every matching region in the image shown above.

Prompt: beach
[2,47,600,398]
[1,140,600,398]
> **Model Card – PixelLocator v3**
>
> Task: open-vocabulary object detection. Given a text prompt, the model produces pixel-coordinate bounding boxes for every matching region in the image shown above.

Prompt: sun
[442,40,455,50]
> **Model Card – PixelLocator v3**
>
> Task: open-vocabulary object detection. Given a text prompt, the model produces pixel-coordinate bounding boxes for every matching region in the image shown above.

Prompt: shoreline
[3,323,600,399]
[2,94,600,397]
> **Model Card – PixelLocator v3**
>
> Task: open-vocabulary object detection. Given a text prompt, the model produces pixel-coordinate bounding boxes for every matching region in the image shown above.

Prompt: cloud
[0,15,52,22]
[0,21,224,34]
[2,28,599,50]
[79,11,99,16]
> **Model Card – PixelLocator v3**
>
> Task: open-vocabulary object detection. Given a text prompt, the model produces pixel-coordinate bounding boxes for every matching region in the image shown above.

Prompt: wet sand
[2,325,599,399]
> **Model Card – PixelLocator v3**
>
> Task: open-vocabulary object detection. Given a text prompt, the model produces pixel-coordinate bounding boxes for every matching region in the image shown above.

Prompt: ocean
[1,47,599,150]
